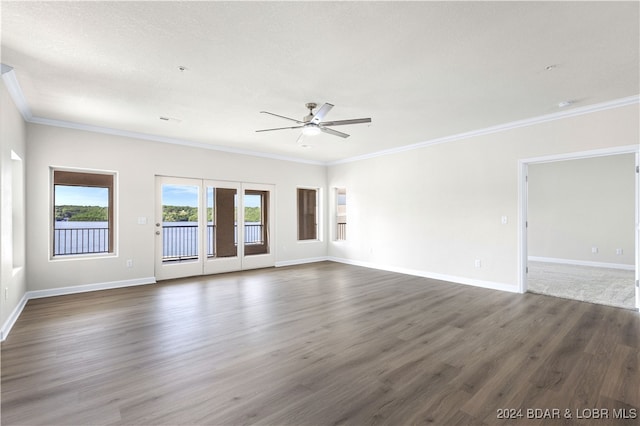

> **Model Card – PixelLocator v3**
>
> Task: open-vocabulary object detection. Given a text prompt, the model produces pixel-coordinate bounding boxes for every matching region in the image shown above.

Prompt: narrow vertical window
[336,188,346,241]
[244,190,269,255]
[297,188,318,240]
[53,170,115,257]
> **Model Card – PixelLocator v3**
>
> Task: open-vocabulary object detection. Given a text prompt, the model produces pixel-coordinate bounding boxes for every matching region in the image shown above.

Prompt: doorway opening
[155,176,275,280]
[519,147,639,310]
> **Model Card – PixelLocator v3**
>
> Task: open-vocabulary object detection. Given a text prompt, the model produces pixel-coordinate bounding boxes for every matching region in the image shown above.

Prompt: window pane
[245,190,269,255]
[207,186,238,258]
[54,185,110,255]
[207,187,215,256]
[298,188,317,240]
[336,188,346,241]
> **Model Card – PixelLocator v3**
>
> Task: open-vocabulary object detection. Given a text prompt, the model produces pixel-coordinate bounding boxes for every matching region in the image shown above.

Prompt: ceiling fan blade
[320,126,350,138]
[260,111,304,124]
[310,103,334,124]
[255,125,304,133]
[319,118,372,127]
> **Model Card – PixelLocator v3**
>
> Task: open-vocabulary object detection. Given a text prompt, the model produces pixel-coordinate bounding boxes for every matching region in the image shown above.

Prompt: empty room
[1,1,639,425]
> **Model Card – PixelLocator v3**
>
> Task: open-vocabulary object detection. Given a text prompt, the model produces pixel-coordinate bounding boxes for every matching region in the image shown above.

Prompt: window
[297,188,318,240]
[53,170,115,256]
[336,188,346,241]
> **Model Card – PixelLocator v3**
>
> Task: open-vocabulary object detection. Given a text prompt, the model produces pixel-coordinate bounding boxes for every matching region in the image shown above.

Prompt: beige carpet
[527,261,636,310]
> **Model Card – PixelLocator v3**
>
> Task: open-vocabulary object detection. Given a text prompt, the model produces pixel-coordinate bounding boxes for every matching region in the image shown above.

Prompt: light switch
[501,216,508,225]
[137,217,147,225]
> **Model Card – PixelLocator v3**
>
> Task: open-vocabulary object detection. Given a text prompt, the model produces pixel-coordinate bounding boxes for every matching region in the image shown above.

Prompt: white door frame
[155,177,276,280]
[202,179,243,275]
[518,145,640,310]
[241,182,276,271]
[155,176,204,280]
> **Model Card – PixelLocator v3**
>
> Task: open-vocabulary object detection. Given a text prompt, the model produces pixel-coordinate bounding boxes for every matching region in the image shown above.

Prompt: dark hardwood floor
[1,262,638,425]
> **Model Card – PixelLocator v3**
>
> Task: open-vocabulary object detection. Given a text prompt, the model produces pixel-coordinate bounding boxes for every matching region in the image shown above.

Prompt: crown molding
[3,66,637,168]
[328,95,640,166]
[28,116,325,166]
[1,67,33,121]
[1,69,324,166]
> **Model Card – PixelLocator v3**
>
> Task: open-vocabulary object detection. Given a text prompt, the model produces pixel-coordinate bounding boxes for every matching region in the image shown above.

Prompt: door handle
[155,231,161,235]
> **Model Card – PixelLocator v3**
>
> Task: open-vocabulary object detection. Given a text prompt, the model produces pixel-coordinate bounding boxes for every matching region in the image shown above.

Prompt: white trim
[275,256,329,267]
[27,277,157,300]
[518,161,528,294]
[1,68,33,121]
[636,152,640,308]
[528,256,635,271]
[0,65,321,165]
[0,293,29,342]
[29,116,325,166]
[0,277,156,342]
[521,144,639,164]
[519,147,640,304]
[328,257,519,293]
[4,66,637,167]
[329,95,640,166]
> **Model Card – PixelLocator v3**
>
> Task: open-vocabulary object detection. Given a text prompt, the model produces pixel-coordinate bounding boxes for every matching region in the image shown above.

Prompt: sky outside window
[55,185,108,207]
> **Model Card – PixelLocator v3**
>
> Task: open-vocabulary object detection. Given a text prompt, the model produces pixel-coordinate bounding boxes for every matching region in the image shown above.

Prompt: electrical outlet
[4,287,8,300]
[475,259,482,268]
[616,248,623,255]
[126,259,133,268]
[591,247,598,254]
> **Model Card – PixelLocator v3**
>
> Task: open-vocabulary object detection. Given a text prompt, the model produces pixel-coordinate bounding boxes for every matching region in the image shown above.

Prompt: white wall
[328,103,639,291]
[9,98,640,333]
[528,154,635,266]
[0,79,27,335]
[26,124,327,291]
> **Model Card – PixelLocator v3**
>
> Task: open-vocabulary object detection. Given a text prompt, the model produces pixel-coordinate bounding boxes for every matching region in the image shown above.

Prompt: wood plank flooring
[1,262,639,425]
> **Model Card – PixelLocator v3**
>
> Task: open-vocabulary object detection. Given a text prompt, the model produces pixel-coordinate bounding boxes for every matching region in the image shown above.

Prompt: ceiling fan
[256,102,371,144]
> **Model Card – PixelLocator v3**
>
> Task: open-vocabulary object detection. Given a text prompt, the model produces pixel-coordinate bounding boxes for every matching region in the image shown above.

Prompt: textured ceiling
[1,1,638,163]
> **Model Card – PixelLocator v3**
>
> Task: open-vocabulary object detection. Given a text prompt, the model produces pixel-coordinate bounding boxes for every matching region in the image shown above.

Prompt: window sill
[50,252,117,262]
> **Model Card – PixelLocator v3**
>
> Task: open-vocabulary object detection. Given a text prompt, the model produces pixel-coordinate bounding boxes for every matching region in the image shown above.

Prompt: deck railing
[163,224,264,261]
[54,227,109,255]
[53,223,264,258]
[337,222,347,241]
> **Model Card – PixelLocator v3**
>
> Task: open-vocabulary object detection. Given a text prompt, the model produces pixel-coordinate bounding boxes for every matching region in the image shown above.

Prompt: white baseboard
[275,256,329,267]
[0,277,156,342]
[0,292,29,342]
[528,256,635,271]
[327,257,519,293]
[27,277,157,300]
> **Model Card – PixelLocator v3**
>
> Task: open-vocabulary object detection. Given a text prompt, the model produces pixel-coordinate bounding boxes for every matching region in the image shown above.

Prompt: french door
[155,176,275,280]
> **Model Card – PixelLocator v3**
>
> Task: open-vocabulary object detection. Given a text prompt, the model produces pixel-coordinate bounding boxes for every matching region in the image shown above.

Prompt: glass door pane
[203,180,242,275]
[155,176,204,281]
[206,186,238,258]
[244,190,268,256]
[161,184,199,262]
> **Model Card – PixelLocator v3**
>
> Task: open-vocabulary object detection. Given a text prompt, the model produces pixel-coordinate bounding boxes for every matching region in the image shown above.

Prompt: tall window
[336,188,346,241]
[53,170,115,256]
[297,188,318,240]
[244,190,269,255]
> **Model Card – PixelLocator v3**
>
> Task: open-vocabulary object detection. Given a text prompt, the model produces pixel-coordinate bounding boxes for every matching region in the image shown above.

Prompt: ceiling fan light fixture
[302,124,322,136]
